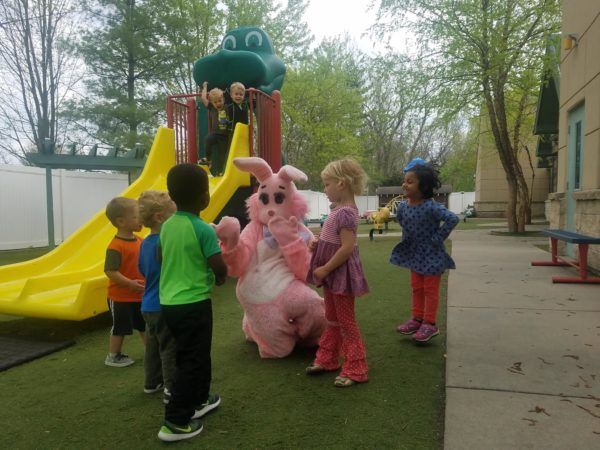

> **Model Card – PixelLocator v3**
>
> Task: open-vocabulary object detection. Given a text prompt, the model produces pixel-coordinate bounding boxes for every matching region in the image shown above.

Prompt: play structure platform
[0,126,251,320]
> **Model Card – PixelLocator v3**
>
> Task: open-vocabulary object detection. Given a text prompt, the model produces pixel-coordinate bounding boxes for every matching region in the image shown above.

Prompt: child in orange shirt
[104,197,146,367]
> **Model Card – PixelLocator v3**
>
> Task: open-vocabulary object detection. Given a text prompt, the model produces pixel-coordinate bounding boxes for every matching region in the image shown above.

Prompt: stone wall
[546,190,600,272]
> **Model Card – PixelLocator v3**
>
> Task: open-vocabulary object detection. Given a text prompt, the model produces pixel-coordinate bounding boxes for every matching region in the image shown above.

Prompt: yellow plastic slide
[0,125,250,320]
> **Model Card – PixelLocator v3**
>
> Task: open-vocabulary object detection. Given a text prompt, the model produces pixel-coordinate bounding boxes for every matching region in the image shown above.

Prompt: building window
[574,120,582,189]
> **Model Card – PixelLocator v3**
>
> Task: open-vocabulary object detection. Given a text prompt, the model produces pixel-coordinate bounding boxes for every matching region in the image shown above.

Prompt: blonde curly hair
[138,190,175,228]
[321,158,368,195]
[208,87,224,102]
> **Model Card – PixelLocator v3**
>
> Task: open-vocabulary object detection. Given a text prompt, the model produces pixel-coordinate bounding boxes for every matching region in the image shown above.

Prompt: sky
[304,0,409,54]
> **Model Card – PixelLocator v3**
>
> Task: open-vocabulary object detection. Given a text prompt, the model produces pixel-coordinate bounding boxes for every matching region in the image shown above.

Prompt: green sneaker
[157,419,203,442]
[192,394,221,419]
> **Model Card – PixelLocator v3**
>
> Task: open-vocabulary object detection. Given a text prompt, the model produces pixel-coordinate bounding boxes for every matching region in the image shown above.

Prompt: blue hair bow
[403,157,426,173]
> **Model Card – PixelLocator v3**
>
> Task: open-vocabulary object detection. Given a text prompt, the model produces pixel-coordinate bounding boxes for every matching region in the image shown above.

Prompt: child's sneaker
[413,323,439,342]
[396,318,422,335]
[157,419,203,442]
[192,394,221,419]
[104,352,134,367]
[163,387,171,405]
[144,382,164,394]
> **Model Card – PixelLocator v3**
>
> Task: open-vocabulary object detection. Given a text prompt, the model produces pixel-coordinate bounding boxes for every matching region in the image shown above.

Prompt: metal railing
[247,88,282,172]
[166,94,199,165]
[165,88,282,171]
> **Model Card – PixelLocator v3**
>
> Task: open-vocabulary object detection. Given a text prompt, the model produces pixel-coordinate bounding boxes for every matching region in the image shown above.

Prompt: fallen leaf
[528,406,551,416]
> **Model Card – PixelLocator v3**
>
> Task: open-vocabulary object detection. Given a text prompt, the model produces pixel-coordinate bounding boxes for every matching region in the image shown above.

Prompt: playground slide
[0,125,251,320]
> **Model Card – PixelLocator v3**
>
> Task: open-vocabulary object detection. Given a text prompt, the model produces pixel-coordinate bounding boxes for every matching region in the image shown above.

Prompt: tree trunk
[482,79,520,232]
[513,156,530,232]
[506,173,519,232]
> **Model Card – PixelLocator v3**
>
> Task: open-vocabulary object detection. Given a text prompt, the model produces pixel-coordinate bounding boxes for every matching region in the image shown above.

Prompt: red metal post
[186,98,198,164]
[167,97,174,128]
[578,244,589,279]
[248,90,255,157]
[271,91,282,171]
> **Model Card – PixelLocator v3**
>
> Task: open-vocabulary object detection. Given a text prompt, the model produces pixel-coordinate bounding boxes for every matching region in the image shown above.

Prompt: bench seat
[542,229,600,245]
[532,229,600,284]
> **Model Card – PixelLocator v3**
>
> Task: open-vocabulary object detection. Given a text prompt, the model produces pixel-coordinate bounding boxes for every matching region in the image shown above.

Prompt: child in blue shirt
[390,158,459,342]
[138,190,177,400]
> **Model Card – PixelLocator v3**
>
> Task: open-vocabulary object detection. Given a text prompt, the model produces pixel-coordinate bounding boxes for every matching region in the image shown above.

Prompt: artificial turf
[0,236,446,449]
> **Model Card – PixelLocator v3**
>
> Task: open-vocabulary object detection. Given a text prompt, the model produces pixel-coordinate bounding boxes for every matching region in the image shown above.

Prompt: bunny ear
[233,157,273,182]
[277,165,308,183]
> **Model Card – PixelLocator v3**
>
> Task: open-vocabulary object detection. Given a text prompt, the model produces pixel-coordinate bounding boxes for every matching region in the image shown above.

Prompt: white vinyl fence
[448,191,476,214]
[0,165,382,250]
[298,190,378,221]
[0,165,128,250]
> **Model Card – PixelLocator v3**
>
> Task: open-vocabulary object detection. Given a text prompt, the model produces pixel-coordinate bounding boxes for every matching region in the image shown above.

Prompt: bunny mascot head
[235,157,309,227]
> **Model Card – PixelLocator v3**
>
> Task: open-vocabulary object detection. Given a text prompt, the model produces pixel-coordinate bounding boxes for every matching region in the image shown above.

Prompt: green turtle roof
[193,26,286,95]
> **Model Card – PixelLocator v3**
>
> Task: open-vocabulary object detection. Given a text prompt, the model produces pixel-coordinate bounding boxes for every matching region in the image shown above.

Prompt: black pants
[162,300,212,425]
[204,133,228,175]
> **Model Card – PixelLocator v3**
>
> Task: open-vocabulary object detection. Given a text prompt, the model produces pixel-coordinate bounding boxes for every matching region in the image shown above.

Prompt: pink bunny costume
[215,157,326,358]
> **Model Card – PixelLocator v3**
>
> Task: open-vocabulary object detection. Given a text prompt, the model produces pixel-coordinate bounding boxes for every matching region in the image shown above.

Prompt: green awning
[536,135,556,157]
[537,156,553,169]
[534,36,560,136]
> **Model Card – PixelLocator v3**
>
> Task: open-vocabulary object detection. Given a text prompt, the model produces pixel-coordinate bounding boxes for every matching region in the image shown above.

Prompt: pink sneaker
[413,323,439,342]
[396,318,422,335]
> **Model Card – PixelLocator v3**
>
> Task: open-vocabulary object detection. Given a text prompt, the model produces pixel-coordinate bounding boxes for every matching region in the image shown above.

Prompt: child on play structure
[305,158,370,388]
[137,190,177,402]
[200,82,229,175]
[103,197,146,368]
[157,163,227,442]
[391,158,459,342]
[226,81,249,131]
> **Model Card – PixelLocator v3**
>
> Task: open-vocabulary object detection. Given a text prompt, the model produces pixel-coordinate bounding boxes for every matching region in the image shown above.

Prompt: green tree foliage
[439,119,479,192]
[66,0,170,149]
[360,54,438,184]
[281,38,364,190]
[263,0,313,65]
[158,0,225,93]
[375,0,560,231]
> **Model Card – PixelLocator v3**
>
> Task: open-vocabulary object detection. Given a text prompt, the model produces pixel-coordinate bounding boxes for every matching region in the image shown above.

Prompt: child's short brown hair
[138,190,174,228]
[105,197,137,226]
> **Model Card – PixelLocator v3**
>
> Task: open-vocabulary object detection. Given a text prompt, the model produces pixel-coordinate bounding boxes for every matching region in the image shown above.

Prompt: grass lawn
[0,237,446,449]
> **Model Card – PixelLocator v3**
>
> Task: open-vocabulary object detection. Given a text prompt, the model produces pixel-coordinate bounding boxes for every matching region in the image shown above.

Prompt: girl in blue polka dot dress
[390,158,459,342]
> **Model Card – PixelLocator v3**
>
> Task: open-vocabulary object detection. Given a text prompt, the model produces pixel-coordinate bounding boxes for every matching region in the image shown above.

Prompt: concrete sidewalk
[444,229,600,449]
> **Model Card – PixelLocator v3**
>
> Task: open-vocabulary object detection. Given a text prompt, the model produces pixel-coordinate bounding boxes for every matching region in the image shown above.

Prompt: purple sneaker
[413,323,439,342]
[396,318,422,335]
